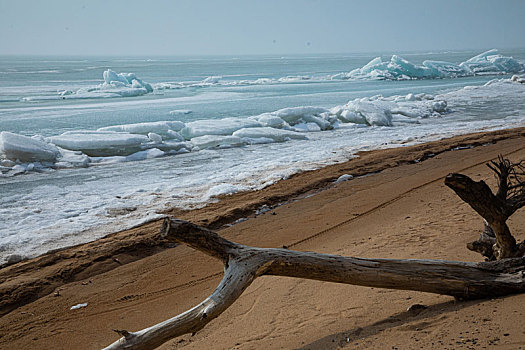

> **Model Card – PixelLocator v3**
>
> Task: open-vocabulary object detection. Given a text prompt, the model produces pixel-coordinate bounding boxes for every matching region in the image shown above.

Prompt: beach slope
[0,127,524,349]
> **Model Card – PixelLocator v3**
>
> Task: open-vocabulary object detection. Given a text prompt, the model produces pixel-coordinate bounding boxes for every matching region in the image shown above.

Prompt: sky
[1,0,524,56]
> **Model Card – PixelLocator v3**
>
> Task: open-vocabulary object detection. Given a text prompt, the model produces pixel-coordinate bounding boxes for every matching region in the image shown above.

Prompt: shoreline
[0,126,523,349]
[2,72,524,264]
[1,126,523,317]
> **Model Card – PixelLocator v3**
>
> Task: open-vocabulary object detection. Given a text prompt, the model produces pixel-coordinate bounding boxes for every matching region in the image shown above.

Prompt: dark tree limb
[466,221,497,260]
[445,156,525,260]
[103,218,525,350]
[444,173,517,259]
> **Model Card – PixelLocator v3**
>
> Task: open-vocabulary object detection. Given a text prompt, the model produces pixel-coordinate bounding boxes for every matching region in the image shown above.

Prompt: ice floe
[233,127,308,142]
[47,131,150,157]
[3,75,524,178]
[98,121,185,137]
[21,69,155,101]
[0,132,60,163]
[180,118,262,139]
[0,91,452,175]
[190,135,244,150]
[17,50,524,104]
[339,49,524,80]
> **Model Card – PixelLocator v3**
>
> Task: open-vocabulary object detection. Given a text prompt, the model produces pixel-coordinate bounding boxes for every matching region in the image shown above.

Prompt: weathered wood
[466,222,497,260]
[445,173,518,259]
[104,218,525,350]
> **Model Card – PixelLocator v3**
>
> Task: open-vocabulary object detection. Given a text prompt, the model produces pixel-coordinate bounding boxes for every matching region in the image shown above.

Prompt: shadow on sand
[296,298,488,349]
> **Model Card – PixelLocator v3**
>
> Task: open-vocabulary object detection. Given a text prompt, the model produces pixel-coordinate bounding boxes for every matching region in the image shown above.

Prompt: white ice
[180,118,262,139]
[233,127,308,142]
[47,131,149,157]
[0,131,60,162]
[190,135,244,149]
[29,69,157,101]
[344,49,524,80]
[98,120,185,138]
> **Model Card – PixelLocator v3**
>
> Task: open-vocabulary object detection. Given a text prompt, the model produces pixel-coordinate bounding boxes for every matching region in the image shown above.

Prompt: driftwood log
[104,218,525,350]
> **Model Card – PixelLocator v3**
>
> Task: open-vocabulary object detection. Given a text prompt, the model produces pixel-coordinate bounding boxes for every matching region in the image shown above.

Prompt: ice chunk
[180,118,261,139]
[293,122,322,132]
[125,148,165,161]
[70,303,88,310]
[345,49,524,80]
[103,70,153,92]
[241,137,276,145]
[190,135,244,150]
[98,121,185,136]
[166,130,185,141]
[273,106,330,125]
[302,115,332,130]
[334,174,353,184]
[432,100,447,113]
[358,56,386,74]
[154,141,192,153]
[339,109,367,124]
[148,132,163,143]
[405,93,416,101]
[460,49,524,75]
[255,114,289,128]
[252,106,332,131]
[233,127,308,142]
[40,70,156,101]
[103,70,128,85]
[0,132,60,162]
[47,131,149,157]
[56,148,90,168]
[423,60,467,77]
[202,76,222,84]
[388,55,434,79]
[345,100,393,126]
[329,105,345,117]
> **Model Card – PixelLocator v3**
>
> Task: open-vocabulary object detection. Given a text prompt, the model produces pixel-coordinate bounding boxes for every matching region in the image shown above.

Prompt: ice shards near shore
[251,106,333,131]
[190,135,244,150]
[1,91,452,175]
[47,131,150,157]
[98,121,185,138]
[12,75,525,176]
[0,132,60,162]
[233,127,308,142]
[342,49,524,80]
[180,118,262,139]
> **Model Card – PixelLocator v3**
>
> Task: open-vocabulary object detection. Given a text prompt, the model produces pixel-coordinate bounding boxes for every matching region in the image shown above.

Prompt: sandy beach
[1,127,524,349]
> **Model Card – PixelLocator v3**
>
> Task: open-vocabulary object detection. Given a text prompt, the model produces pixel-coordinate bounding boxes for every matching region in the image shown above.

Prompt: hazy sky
[1,0,524,56]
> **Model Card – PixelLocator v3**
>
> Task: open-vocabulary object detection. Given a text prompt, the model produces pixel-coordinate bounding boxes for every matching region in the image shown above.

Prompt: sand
[0,127,524,349]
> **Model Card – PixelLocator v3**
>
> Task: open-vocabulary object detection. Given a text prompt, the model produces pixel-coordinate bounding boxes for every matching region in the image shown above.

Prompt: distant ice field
[0,49,524,262]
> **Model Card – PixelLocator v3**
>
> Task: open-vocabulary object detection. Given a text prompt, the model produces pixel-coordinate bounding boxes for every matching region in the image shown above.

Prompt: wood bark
[444,170,524,259]
[104,218,525,350]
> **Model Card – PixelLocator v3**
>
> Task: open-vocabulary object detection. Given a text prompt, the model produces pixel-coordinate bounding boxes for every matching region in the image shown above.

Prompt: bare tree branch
[103,218,525,350]
[445,155,525,259]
